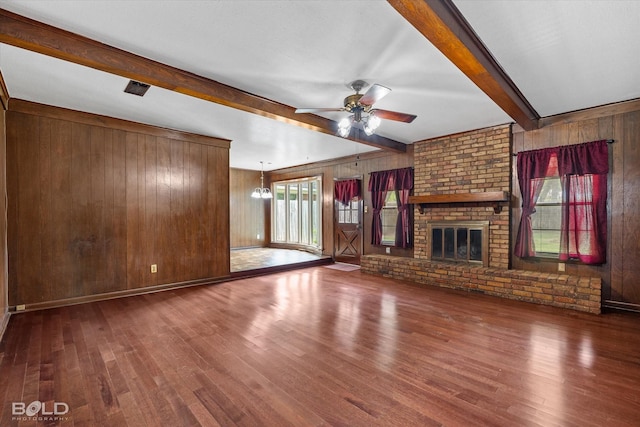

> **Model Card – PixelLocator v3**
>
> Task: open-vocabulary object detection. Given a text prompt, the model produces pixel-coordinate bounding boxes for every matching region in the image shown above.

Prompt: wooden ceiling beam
[0,8,406,152]
[388,0,540,131]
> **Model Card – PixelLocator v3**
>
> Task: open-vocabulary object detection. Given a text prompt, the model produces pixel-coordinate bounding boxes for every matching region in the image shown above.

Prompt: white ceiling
[0,1,638,171]
[454,0,640,117]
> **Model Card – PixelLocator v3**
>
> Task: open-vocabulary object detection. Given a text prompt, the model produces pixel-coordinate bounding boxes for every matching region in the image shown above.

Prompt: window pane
[531,177,562,255]
[311,182,320,245]
[301,183,309,244]
[386,191,398,208]
[288,184,299,242]
[274,184,286,242]
[350,200,359,224]
[532,205,561,253]
[381,192,397,244]
[537,177,562,204]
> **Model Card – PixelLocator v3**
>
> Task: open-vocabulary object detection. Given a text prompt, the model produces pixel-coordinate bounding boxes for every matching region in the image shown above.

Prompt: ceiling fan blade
[295,108,344,114]
[358,84,391,106]
[372,109,417,123]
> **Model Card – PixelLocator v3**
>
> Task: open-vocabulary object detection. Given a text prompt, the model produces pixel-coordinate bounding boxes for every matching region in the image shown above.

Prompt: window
[531,177,562,255]
[515,140,608,264]
[272,176,321,249]
[337,199,359,225]
[368,167,413,248]
[381,191,397,245]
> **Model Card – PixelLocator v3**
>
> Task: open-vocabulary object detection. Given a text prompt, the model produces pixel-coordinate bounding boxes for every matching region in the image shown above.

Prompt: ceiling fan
[295,80,417,137]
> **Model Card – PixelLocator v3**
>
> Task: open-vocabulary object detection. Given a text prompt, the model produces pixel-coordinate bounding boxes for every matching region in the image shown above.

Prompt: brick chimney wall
[362,124,602,313]
[413,124,511,269]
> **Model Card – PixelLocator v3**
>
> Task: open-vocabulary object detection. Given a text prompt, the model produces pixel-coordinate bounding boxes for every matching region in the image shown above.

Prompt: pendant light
[251,161,272,199]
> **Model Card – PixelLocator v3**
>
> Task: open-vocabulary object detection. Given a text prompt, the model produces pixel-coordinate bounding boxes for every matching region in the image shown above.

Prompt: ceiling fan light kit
[363,114,381,136]
[295,79,417,138]
[337,117,352,137]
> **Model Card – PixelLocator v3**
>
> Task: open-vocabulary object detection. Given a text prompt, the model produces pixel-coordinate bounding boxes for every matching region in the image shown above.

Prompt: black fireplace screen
[428,221,489,266]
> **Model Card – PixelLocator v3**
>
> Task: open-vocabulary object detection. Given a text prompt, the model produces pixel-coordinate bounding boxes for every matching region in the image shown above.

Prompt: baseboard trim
[9,275,231,313]
[602,300,640,314]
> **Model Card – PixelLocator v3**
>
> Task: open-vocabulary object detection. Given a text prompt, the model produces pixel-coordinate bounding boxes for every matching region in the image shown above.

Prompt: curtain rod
[333,176,363,181]
[367,166,414,175]
[512,139,614,157]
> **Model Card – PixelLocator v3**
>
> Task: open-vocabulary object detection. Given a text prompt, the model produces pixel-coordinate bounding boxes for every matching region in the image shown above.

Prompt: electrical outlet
[558,263,566,272]
[16,304,26,311]
[257,233,261,240]
[151,264,158,273]
[385,247,391,254]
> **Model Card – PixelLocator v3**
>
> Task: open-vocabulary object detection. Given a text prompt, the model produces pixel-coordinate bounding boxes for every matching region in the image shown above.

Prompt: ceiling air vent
[124,80,150,96]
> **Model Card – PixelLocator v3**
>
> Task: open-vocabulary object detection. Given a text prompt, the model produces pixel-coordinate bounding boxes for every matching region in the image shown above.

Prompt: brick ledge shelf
[361,255,601,314]
[409,191,510,214]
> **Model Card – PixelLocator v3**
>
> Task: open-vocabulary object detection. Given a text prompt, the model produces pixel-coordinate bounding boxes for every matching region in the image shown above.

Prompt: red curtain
[369,167,413,247]
[369,170,393,245]
[515,140,608,264]
[514,152,557,257]
[334,179,361,206]
[394,168,414,248]
[557,140,609,264]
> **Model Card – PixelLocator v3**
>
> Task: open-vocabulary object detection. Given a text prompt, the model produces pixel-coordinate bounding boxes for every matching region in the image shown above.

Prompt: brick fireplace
[361,124,601,314]
[412,125,511,269]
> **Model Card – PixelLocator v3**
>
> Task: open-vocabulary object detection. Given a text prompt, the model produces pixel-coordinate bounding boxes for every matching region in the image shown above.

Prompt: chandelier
[251,161,272,199]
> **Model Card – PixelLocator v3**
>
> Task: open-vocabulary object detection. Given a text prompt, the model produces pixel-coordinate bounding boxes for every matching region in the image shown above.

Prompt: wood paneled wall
[230,168,266,248]
[0,107,8,336]
[6,100,231,308]
[267,148,414,258]
[512,99,640,310]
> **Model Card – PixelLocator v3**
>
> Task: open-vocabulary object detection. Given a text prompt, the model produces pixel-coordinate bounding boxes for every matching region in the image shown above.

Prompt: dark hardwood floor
[1,266,640,426]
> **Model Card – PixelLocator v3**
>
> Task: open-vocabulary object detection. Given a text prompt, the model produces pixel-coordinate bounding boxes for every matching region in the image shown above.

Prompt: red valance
[368,167,413,191]
[334,179,361,206]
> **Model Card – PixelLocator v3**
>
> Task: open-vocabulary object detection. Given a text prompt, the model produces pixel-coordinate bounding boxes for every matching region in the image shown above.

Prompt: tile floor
[230,247,331,273]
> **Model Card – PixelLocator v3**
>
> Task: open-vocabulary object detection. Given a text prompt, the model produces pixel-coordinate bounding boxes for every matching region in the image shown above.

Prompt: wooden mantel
[409,191,510,214]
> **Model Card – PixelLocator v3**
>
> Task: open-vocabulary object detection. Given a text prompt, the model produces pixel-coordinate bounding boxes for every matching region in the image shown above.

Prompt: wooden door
[334,197,363,265]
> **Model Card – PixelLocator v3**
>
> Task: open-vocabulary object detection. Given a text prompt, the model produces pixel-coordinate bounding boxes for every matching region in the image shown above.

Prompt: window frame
[530,176,563,258]
[530,175,601,261]
[380,191,398,246]
[336,198,360,225]
[271,175,322,251]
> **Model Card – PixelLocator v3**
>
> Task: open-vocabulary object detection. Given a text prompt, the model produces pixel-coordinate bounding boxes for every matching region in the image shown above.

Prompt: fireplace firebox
[427,221,489,266]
